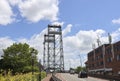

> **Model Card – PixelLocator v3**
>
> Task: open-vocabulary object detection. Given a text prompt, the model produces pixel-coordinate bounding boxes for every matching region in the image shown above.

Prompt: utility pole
[68,60,71,70]
[31,49,35,75]
[78,54,82,68]
[108,33,114,59]
[31,49,36,81]
[39,59,41,81]
[102,44,106,74]
[97,35,101,47]
[92,43,96,60]
[92,43,96,70]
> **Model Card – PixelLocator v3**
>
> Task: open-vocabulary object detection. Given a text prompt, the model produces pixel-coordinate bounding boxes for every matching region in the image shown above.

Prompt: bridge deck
[42,74,52,81]
[42,73,66,81]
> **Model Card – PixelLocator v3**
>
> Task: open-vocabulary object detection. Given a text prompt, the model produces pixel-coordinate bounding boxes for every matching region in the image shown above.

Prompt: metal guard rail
[51,74,62,81]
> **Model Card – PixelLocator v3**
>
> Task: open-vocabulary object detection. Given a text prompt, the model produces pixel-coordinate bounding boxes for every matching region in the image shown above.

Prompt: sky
[0,0,120,70]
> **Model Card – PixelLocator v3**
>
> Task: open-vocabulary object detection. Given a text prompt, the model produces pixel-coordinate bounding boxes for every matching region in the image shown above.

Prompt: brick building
[87,41,120,76]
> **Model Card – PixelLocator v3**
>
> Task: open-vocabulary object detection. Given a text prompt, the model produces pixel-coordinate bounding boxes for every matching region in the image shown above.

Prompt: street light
[102,44,106,74]
[39,59,41,81]
[78,54,82,68]
[68,60,71,70]
[31,49,36,75]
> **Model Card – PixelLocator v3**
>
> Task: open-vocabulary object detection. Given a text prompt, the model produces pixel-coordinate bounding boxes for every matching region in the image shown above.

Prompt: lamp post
[102,44,106,74]
[68,60,71,70]
[39,59,41,81]
[78,54,82,68]
[31,49,36,75]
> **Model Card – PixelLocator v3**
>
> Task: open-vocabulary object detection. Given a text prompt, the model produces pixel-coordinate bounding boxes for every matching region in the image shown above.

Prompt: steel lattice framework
[43,25,64,72]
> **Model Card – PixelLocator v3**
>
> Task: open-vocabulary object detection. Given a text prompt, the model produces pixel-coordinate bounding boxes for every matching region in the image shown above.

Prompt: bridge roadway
[57,73,109,81]
[42,73,110,81]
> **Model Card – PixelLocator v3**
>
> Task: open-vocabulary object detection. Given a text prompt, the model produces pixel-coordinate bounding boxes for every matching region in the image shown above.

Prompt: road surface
[60,73,109,81]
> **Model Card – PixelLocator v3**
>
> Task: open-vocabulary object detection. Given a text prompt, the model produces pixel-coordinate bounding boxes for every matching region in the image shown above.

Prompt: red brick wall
[87,41,120,75]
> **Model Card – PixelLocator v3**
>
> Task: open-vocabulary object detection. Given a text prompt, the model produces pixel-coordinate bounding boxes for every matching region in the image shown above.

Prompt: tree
[75,66,87,73]
[1,43,38,74]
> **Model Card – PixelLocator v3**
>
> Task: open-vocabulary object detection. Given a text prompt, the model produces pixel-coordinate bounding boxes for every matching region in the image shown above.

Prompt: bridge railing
[51,73,62,81]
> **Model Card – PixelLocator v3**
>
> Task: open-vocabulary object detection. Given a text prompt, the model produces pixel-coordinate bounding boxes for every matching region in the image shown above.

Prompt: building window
[100,54,103,58]
[97,62,99,66]
[107,57,112,63]
[96,56,98,60]
[92,64,94,67]
[117,55,120,61]
[115,45,120,52]
[106,49,111,54]
[100,61,103,65]
[98,56,100,59]
[92,58,94,61]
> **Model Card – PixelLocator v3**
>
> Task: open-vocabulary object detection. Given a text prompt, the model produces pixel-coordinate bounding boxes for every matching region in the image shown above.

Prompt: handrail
[51,74,62,81]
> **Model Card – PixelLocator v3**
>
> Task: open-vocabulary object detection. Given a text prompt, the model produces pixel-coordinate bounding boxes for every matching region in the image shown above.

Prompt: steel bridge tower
[43,25,64,72]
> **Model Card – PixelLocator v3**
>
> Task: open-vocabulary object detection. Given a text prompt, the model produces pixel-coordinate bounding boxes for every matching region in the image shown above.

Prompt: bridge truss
[43,25,64,72]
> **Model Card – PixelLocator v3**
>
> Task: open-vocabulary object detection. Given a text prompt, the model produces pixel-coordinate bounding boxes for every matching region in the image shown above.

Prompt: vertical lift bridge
[43,25,64,72]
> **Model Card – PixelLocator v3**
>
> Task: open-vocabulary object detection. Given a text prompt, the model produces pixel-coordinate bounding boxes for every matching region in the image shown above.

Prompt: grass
[0,71,46,81]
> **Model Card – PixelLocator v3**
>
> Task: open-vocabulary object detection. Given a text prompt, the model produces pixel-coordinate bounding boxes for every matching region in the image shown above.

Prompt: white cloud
[112,18,120,24]
[0,37,15,58]
[0,0,59,25]
[52,21,64,26]
[111,28,120,42]
[18,0,59,22]
[0,28,47,59]
[63,24,72,37]
[0,0,15,25]
[8,0,21,6]
[18,28,47,60]
[63,29,106,54]
[63,29,107,69]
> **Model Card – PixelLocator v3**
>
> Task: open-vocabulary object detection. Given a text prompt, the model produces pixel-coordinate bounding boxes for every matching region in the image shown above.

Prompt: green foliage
[82,67,87,71]
[75,66,82,73]
[0,72,46,81]
[41,71,46,79]
[0,43,38,74]
[75,66,87,73]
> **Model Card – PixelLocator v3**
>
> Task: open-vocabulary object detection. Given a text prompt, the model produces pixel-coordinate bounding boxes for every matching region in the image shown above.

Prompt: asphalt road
[60,73,109,81]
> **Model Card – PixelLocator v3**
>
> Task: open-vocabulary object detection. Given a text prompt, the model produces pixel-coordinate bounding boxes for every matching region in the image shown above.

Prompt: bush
[0,72,46,81]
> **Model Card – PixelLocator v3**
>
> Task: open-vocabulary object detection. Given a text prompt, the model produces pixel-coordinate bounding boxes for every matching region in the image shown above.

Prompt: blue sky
[0,0,120,69]
[0,0,120,37]
[59,0,120,32]
[1,0,120,38]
